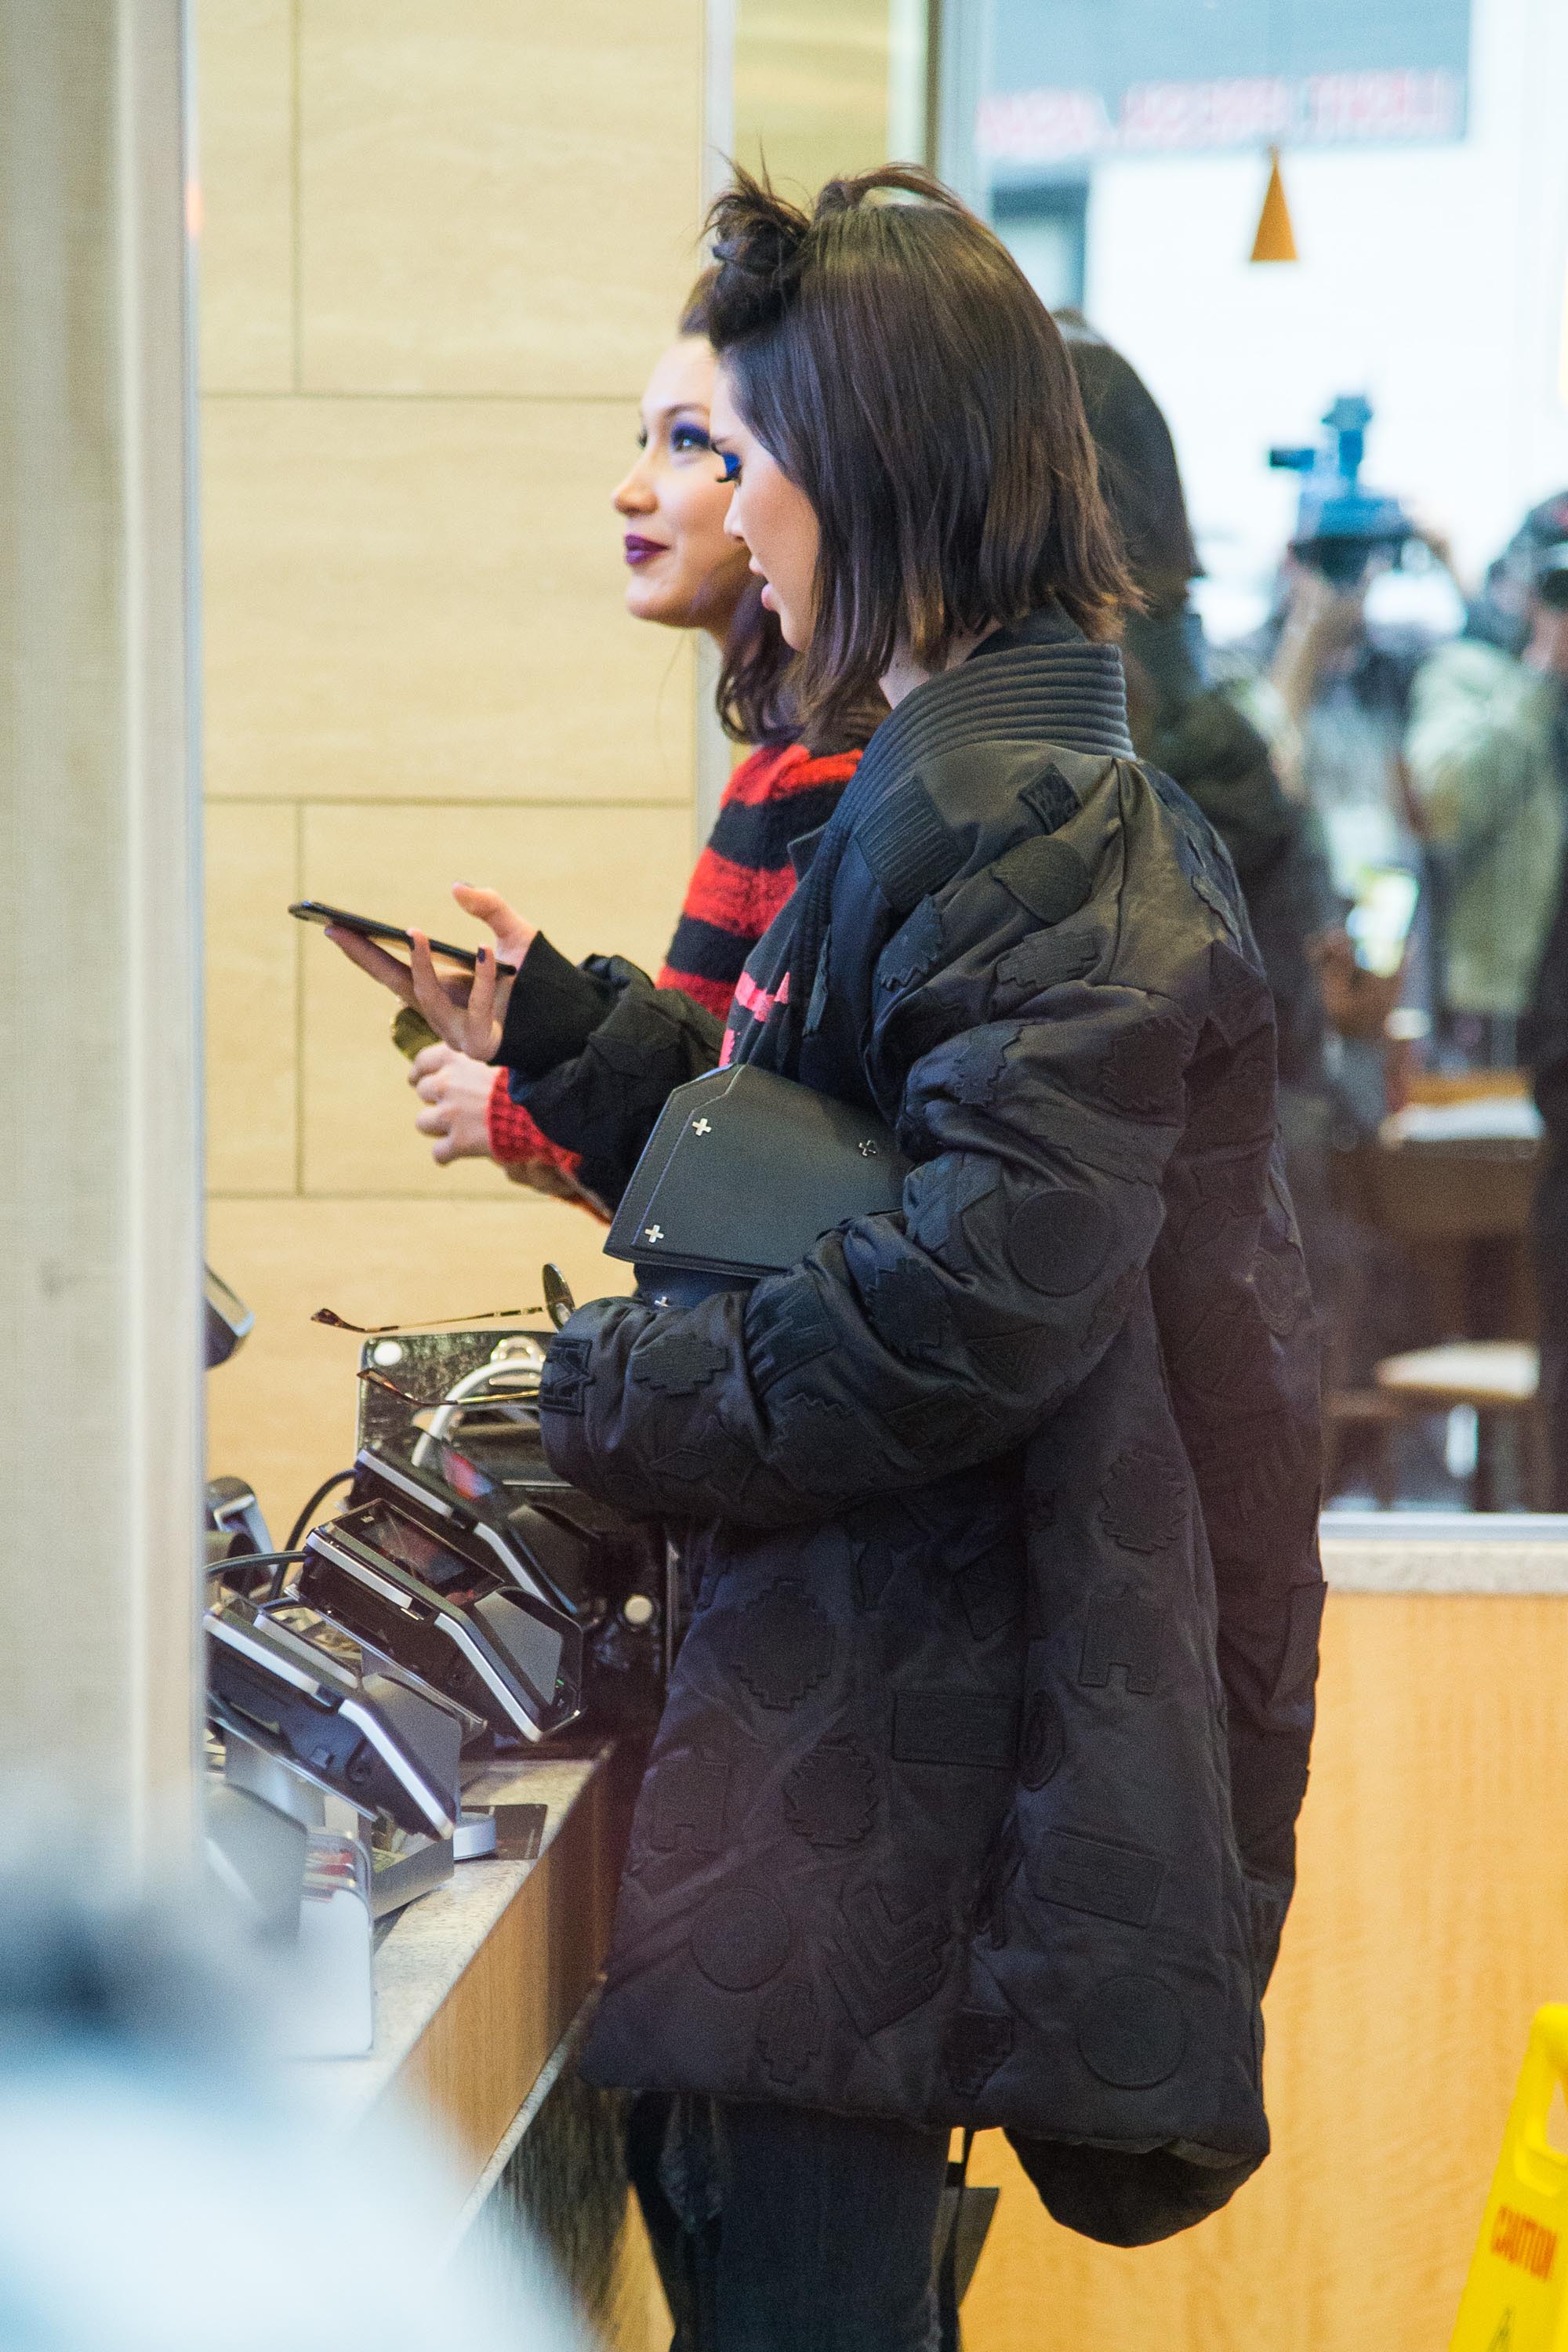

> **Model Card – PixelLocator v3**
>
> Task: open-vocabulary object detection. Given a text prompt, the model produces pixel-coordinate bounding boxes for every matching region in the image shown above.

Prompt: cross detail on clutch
[644,1224,664,1244]
[692,1118,712,1136]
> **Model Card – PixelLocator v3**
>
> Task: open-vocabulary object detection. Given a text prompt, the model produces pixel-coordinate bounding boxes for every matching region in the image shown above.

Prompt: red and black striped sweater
[486,740,860,1175]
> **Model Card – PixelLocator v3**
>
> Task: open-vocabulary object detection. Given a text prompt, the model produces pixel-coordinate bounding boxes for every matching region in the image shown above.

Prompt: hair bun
[705,169,811,343]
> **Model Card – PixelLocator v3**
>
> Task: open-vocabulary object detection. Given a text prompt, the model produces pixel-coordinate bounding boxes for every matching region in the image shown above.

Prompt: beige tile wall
[296,2,702,396]
[199,1,704,1537]
[732,0,895,194]
[203,397,697,804]
[197,0,295,392]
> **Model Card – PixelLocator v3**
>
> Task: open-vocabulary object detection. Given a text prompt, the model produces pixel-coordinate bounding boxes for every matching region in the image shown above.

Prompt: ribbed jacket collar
[851,608,1133,813]
[750,615,1131,1066]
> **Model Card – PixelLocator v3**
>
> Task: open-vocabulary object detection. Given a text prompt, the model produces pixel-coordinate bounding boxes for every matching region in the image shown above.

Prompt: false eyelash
[717,451,741,483]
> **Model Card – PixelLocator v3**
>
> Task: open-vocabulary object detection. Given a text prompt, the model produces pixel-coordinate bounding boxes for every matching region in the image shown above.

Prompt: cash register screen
[357,1500,480,1595]
[357,1500,566,1707]
[484,1602,563,1704]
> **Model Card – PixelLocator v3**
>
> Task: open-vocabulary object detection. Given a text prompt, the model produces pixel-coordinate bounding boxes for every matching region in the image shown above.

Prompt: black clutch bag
[605,1063,911,1301]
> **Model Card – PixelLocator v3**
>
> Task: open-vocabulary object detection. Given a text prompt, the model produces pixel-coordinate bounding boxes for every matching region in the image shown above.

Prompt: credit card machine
[353,1441,591,1624]
[296,1456,583,1744]
[352,1340,672,1737]
[430,1433,671,1736]
[345,1439,665,1734]
[205,1595,464,1837]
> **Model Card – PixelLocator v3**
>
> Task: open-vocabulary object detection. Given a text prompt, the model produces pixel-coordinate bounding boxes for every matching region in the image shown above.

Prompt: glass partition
[942,0,1568,1515]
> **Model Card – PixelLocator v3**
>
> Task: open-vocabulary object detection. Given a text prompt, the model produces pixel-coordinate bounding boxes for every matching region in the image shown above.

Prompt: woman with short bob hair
[703,166,1131,746]
[412,167,1322,2350]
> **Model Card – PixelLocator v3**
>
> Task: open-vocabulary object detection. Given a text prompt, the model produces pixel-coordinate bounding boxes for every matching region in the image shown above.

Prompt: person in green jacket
[1405,495,1568,1063]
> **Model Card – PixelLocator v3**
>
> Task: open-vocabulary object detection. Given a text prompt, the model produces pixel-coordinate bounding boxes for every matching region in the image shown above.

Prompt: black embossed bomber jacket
[522,611,1324,2249]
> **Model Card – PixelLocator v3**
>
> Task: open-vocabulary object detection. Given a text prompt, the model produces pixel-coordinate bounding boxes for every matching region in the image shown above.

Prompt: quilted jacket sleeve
[539,773,1235,1528]
[496,936,724,1212]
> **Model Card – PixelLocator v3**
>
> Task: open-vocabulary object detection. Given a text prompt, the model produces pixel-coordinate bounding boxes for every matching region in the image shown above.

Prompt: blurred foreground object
[1449,2005,1568,2350]
[1,0,202,1856]
[0,1860,588,2352]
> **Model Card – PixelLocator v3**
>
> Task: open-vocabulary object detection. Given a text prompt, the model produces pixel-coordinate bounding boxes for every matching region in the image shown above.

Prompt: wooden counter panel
[386,1764,619,2176]
[962,1592,1568,2351]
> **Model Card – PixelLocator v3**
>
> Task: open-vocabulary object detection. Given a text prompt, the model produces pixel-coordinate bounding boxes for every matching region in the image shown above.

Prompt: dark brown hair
[715,579,793,746]
[1056,310,1197,617]
[705,165,1133,739]
[716,579,885,751]
[678,267,717,338]
[679,267,884,753]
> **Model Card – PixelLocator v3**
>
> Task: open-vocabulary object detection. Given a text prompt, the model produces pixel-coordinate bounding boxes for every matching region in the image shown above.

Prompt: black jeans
[629,2093,951,2352]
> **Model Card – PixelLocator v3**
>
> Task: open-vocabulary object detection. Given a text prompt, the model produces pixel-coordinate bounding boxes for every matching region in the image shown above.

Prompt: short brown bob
[679,263,884,755]
[705,165,1134,739]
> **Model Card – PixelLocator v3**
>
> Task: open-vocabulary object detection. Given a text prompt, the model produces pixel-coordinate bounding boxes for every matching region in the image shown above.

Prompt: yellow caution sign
[1453,2008,1568,2350]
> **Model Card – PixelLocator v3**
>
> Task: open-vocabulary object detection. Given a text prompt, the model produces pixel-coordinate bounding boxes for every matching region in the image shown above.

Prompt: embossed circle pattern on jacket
[1075,1973,1188,2089]
[1005,1187,1116,1294]
[690,1886,793,1992]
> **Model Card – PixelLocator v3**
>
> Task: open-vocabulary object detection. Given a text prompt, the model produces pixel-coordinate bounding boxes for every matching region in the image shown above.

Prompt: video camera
[1269,395,1416,588]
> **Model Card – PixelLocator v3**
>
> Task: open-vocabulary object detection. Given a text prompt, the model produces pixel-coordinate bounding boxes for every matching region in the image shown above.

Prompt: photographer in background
[1264,559,1428,857]
[1501,523,1568,1509]
[1058,321,1427,1406]
[1057,315,1339,1105]
[1408,497,1568,1065]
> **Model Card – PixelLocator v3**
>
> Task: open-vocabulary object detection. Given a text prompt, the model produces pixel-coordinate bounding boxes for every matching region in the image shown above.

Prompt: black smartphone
[289,899,517,975]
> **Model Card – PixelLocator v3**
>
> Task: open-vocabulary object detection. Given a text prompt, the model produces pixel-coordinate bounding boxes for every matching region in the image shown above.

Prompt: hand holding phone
[294,884,538,1063]
[290,899,515,975]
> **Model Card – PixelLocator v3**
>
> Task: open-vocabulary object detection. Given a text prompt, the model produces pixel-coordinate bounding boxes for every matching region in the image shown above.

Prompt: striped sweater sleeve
[487,741,859,1171]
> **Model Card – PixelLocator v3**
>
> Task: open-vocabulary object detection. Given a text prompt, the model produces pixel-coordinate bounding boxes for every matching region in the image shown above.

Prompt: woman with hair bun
[408,169,1323,2347]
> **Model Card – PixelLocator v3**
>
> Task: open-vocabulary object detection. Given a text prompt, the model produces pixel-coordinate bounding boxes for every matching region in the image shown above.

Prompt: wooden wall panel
[205,798,299,1196]
[205,1194,635,1543]
[733,0,895,192]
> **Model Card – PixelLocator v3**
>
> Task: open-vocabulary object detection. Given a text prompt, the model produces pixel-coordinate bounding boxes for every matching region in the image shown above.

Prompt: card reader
[205,1595,464,1836]
[295,1478,583,1744]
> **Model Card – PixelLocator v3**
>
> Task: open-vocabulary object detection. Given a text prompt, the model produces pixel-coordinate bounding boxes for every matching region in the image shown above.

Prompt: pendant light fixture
[1250,146,1298,263]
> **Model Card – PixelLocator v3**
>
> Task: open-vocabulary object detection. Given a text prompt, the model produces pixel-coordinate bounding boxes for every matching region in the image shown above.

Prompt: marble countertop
[1322,1512,1568,1593]
[289,1748,606,2136]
